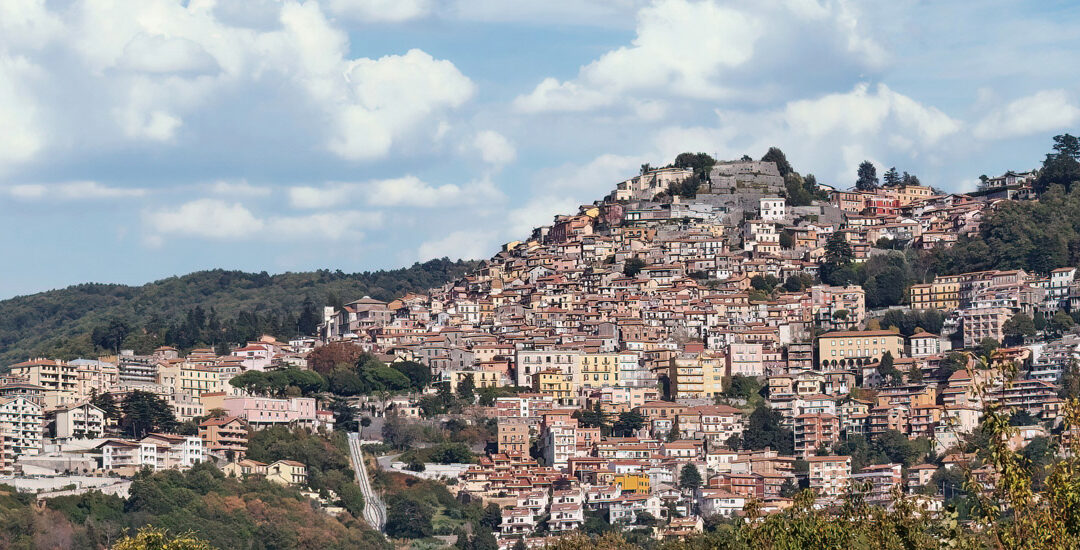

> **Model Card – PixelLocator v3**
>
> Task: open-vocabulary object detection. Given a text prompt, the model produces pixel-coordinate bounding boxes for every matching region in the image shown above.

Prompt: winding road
[347,432,386,531]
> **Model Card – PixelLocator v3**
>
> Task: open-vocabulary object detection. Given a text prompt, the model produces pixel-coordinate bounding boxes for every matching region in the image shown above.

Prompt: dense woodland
[0,259,477,365]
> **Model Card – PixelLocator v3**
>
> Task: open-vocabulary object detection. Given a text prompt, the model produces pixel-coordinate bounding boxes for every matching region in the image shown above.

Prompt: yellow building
[266,460,307,486]
[180,365,223,398]
[577,353,620,389]
[614,474,651,495]
[446,369,503,393]
[534,368,574,400]
[893,185,935,206]
[669,352,726,399]
[817,330,904,369]
[908,279,960,311]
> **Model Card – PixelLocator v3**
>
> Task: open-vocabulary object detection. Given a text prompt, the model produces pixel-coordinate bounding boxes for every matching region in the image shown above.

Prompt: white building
[759,197,787,221]
[53,402,106,441]
[0,396,43,457]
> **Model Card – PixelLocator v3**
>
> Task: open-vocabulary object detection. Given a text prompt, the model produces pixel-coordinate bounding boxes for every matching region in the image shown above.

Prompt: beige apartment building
[669,352,726,399]
[817,330,904,369]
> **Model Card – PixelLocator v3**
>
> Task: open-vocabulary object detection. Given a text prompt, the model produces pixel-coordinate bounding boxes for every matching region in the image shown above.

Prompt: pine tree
[679,463,702,491]
[856,161,879,191]
[883,167,901,187]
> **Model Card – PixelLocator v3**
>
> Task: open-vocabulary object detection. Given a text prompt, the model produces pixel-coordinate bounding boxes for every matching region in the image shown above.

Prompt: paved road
[347,432,386,531]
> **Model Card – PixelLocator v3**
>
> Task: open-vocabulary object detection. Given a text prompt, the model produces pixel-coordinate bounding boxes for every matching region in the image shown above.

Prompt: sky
[2,0,1080,298]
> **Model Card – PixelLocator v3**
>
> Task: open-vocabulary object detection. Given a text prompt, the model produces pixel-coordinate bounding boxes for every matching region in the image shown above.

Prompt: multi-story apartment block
[53,402,105,441]
[577,353,620,389]
[221,396,317,429]
[817,330,904,369]
[198,415,248,459]
[0,396,43,457]
[669,352,726,399]
[807,455,851,499]
[811,285,866,330]
[906,330,943,357]
[7,359,79,407]
[726,343,764,377]
[534,369,574,401]
[516,350,582,387]
[793,413,840,458]
[851,463,903,504]
[542,422,577,470]
[960,307,1012,348]
[497,420,530,456]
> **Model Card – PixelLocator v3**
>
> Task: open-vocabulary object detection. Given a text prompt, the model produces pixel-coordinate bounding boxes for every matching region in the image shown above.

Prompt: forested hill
[0,258,478,366]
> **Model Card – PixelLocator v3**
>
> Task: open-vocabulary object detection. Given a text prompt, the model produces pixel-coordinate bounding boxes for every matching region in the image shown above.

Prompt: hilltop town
[2,143,1080,549]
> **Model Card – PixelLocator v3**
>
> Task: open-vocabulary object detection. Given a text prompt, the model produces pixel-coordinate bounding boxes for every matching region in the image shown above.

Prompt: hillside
[0,258,478,366]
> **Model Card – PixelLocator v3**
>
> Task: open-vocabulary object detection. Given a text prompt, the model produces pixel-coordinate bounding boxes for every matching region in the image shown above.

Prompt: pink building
[726,343,764,377]
[222,396,317,429]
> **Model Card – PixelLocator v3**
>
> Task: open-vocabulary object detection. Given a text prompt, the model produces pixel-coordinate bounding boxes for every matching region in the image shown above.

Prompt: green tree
[673,152,717,176]
[679,463,702,491]
[750,274,779,292]
[623,258,646,278]
[760,147,793,178]
[907,362,924,383]
[1050,310,1076,335]
[877,351,902,386]
[613,411,646,437]
[978,337,1000,361]
[574,402,610,433]
[1002,313,1036,346]
[882,167,901,187]
[391,360,432,390]
[741,405,793,455]
[481,502,502,530]
[901,171,921,186]
[457,374,476,403]
[121,390,178,438]
[724,375,762,400]
[1035,133,1080,194]
[856,160,879,191]
[385,497,433,539]
[936,352,968,380]
[338,483,366,517]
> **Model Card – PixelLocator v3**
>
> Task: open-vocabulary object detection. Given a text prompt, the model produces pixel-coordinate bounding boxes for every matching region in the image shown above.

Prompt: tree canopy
[856,161,879,191]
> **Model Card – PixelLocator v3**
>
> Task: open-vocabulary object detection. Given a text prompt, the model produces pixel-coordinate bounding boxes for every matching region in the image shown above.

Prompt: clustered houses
[0,336,326,477]
[284,162,1076,544]
[2,159,1073,538]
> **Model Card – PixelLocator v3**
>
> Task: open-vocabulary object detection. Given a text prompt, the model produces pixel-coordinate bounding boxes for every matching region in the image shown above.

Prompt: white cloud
[473,130,516,165]
[145,199,264,240]
[366,176,502,207]
[513,78,614,113]
[329,49,475,160]
[6,181,147,200]
[207,180,273,197]
[116,34,219,75]
[328,0,432,22]
[144,198,383,242]
[0,0,475,167]
[545,153,648,195]
[417,230,494,261]
[513,0,884,113]
[784,83,960,145]
[0,54,45,170]
[288,184,353,210]
[506,195,581,238]
[268,210,383,241]
[973,89,1080,140]
[288,176,504,209]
